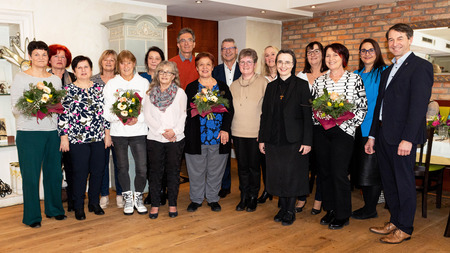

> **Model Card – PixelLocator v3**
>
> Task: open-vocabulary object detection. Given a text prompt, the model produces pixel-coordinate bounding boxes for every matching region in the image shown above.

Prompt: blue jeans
[100,146,122,196]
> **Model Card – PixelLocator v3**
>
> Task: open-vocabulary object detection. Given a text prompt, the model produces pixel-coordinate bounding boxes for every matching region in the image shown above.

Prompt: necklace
[279,83,287,100]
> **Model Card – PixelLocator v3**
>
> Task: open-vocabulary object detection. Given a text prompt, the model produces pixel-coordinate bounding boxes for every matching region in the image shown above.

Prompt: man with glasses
[212,38,242,198]
[169,27,199,90]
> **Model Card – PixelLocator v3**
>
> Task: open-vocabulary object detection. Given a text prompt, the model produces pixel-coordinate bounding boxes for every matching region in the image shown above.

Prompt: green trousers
[16,130,65,225]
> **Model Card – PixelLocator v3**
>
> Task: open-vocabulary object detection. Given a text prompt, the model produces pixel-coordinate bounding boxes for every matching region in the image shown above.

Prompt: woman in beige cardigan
[230,48,268,212]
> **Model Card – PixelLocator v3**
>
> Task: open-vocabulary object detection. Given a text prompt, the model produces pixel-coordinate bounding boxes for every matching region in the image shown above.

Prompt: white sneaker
[116,195,124,208]
[134,192,148,214]
[122,191,134,215]
[100,195,109,209]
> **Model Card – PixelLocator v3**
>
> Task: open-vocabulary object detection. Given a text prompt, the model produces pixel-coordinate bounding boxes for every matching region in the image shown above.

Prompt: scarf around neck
[149,82,178,112]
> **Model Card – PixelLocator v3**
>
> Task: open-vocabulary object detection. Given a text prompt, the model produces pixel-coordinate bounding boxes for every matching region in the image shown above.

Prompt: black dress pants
[314,125,354,220]
[69,141,106,210]
[147,139,185,207]
[232,137,261,198]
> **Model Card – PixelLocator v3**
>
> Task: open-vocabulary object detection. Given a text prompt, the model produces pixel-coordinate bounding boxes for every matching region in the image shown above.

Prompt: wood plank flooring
[0,160,449,252]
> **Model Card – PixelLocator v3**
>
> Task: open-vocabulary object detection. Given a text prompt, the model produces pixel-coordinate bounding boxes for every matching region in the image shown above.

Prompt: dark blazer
[369,53,433,145]
[184,79,234,155]
[259,76,313,146]
[212,62,241,84]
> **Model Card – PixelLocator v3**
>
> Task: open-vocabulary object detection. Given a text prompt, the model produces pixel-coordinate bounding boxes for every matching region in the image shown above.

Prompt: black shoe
[295,200,306,213]
[246,197,257,212]
[75,209,86,220]
[257,191,273,204]
[187,202,202,212]
[143,194,151,205]
[218,189,231,198]
[29,222,41,228]
[88,204,105,215]
[236,198,247,211]
[274,209,286,222]
[329,218,349,230]
[311,207,322,215]
[320,210,335,225]
[169,211,178,218]
[281,211,296,226]
[208,202,221,212]
[46,214,67,220]
[67,200,74,212]
[351,209,378,220]
[149,212,159,219]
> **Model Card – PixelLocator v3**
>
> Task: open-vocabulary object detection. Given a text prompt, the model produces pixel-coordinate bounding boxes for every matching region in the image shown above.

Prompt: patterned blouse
[198,82,223,145]
[312,70,367,137]
[58,82,110,144]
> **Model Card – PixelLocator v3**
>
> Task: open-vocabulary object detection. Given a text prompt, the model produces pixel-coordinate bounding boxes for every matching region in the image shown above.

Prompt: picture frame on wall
[0,118,7,144]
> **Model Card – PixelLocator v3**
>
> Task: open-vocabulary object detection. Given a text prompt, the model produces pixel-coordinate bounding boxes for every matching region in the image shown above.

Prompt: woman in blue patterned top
[351,39,387,220]
[58,55,112,220]
[184,52,234,212]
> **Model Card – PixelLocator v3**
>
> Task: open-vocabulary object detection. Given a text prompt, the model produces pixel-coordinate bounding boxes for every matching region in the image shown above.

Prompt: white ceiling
[133,0,397,21]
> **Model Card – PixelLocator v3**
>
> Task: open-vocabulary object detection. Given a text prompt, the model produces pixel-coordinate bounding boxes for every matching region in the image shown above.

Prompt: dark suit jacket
[369,53,433,145]
[258,76,313,146]
[212,62,241,84]
[184,79,234,155]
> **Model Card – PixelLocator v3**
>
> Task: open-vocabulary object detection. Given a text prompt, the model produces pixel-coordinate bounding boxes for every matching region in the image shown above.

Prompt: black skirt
[352,127,381,186]
[265,142,309,197]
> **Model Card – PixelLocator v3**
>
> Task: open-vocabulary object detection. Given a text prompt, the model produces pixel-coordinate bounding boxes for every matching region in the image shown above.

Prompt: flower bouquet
[190,88,229,120]
[15,81,66,121]
[312,88,354,130]
[111,89,142,125]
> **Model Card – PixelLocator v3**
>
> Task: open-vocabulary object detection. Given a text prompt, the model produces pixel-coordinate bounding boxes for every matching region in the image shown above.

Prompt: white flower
[40,93,50,103]
[43,86,51,94]
[120,110,128,117]
[117,103,127,110]
[210,96,218,102]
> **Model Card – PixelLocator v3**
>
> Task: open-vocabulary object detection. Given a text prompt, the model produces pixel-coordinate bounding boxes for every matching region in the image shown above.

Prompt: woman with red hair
[312,43,367,230]
[48,44,76,213]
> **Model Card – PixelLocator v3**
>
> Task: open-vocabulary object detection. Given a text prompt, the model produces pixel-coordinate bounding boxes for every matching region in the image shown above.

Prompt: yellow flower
[339,102,344,107]
[49,94,53,98]
[129,109,132,113]
[126,92,130,98]
[203,97,208,102]
[195,95,200,99]
[327,102,332,106]
[26,98,34,103]
[132,98,135,103]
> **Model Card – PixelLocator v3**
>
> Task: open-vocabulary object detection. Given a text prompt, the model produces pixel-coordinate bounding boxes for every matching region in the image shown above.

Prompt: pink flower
[432,120,440,127]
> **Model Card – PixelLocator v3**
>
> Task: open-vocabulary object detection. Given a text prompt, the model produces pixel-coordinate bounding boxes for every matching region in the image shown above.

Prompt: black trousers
[147,139,185,207]
[233,137,261,198]
[62,151,73,203]
[69,141,106,210]
[314,126,354,220]
[376,129,417,235]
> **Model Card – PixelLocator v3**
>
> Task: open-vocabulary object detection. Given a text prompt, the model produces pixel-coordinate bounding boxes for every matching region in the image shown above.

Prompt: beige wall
[0,0,167,74]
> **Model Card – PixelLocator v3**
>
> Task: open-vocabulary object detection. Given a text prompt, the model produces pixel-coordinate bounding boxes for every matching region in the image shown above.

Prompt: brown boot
[380,229,411,244]
[369,222,397,235]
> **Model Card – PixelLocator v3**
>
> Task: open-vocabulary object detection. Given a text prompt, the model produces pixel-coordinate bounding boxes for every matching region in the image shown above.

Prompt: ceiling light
[261,10,266,14]
[195,0,202,3]
[311,5,316,9]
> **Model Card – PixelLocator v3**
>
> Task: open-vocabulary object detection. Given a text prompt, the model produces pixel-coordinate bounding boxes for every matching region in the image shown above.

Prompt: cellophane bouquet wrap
[190,88,229,120]
[15,81,66,121]
[312,88,354,130]
[111,89,142,125]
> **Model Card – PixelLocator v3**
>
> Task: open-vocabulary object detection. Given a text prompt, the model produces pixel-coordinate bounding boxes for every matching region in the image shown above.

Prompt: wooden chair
[414,126,445,218]
[445,189,450,237]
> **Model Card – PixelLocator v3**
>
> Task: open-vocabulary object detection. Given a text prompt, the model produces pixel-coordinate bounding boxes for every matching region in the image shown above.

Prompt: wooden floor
[0,160,449,252]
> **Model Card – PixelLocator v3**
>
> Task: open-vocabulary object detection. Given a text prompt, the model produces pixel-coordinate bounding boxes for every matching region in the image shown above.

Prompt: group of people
[11,23,433,245]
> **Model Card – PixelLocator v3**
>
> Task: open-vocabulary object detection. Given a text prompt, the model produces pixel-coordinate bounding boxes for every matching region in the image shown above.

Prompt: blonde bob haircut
[98,49,118,75]
[116,50,137,74]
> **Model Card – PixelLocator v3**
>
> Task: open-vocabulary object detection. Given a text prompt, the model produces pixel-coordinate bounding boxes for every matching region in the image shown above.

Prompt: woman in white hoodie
[103,50,149,216]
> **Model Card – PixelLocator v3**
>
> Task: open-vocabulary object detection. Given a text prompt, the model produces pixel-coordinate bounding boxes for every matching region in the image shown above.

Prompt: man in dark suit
[212,38,241,198]
[365,23,433,244]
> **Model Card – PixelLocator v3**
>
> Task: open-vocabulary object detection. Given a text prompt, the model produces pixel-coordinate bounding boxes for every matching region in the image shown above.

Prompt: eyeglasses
[277,60,293,66]
[158,71,174,76]
[239,60,254,66]
[179,38,194,44]
[307,49,321,56]
[360,48,375,55]
[222,46,236,51]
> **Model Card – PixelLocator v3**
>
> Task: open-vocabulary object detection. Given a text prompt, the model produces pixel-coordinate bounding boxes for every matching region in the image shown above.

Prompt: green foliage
[312,88,354,119]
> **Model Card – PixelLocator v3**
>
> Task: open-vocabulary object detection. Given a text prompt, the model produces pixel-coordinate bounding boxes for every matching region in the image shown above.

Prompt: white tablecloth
[416,137,450,166]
